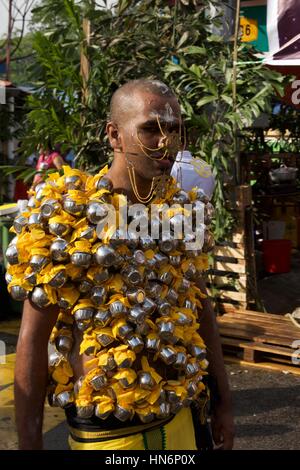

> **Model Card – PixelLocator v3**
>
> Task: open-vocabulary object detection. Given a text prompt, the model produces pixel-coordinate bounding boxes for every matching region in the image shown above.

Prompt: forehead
[133,90,181,123]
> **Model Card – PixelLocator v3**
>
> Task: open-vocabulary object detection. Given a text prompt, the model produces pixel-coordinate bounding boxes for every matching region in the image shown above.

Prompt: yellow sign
[240,16,258,42]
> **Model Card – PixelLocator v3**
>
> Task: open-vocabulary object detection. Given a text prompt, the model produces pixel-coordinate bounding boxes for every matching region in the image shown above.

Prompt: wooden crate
[217,308,300,375]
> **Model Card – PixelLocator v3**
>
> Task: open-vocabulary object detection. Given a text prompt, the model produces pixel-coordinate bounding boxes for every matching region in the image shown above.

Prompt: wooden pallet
[217,308,300,374]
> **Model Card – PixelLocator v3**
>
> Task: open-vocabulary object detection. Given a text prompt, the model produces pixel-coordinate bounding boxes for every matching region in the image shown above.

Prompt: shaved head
[109,79,177,125]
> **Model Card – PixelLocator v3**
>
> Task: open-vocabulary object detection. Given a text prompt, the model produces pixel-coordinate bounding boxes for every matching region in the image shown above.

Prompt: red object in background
[262,239,292,273]
[14,179,29,200]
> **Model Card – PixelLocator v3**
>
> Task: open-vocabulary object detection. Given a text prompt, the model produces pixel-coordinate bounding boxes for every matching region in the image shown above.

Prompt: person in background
[32,142,65,188]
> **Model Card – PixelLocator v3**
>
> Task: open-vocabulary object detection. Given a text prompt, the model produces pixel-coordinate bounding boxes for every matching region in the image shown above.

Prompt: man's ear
[106,121,122,150]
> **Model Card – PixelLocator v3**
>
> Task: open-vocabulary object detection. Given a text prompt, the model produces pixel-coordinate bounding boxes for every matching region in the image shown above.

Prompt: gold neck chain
[127,161,156,204]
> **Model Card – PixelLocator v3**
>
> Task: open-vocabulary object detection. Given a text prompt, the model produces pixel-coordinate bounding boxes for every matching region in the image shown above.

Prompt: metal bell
[158,321,175,341]
[153,252,169,267]
[137,411,155,423]
[31,286,51,308]
[136,322,150,336]
[184,263,197,280]
[90,373,107,391]
[157,390,167,405]
[5,272,12,284]
[113,404,133,422]
[166,390,180,404]
[95,404,112,420]
[49,222,70,237]
[145,334,161,353]
[90,286,107,306]
[56,335,73,353]
[76,405,94,419]
[119,376,136,389]
[142,297,156,315]
[65,175,82,190]
[165,288,178,305]
[187,381,198,398]
[76,320,92,331]
[48,270,67,288]
[48,350,63,367]
[126,334,144,353]
[175,311,192,326]
[122,266,143,286]
[5,245,19,265]
[177,278,191,294]
[80,225,96,241]
[156,402,171,419]
[146,282,163,298]
[40,199,60,219]
[92,268,111,284]
[30,255,49,272]
[116,322,133,340]
[96,176,113,192]
[74,307,95,322]
[169,255,181,267]
[109,301,127,317]
[185,361,201,378]
[94,309,112,327]
[27,196,38,209]
[10,285,28,301]
[73,376,84,395]
[50,238,69,262]
[97,333,114,348]
[188,344,206,360]
[138,371,155,390]
[126,288,146,305]
[70,251,92,268]
[56,391,73,408]
[13,215,28,233]
[173,351,188,369]
[117,356,134,369]
[159,346,177,365]
[144,269,156,281]
[184,299,197,312]
[86,201,109,224]
[128,306,147,324]
[63,197,85,216]
[101,356,117,372]
[159,236,178,254]
[94,245,117,267]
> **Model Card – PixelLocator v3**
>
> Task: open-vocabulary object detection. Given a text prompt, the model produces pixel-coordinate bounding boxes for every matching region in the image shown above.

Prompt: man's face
[118,90,182,180]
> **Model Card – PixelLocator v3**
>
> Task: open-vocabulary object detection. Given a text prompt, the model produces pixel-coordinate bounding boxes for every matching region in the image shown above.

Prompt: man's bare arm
[14,299,59,450]
[197,277,235,450]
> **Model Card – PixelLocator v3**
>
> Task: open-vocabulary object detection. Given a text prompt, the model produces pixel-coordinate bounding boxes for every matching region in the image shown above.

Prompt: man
[12,79,234,450]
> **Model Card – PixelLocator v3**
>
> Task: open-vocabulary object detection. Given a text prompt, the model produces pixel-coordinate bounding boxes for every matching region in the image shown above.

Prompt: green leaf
[196,95,217,108]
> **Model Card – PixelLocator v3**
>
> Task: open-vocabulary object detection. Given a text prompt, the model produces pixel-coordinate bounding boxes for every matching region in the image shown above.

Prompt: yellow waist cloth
[68,407,197,450]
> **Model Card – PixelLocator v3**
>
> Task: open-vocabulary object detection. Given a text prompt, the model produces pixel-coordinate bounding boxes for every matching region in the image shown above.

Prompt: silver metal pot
[269,164,298,183]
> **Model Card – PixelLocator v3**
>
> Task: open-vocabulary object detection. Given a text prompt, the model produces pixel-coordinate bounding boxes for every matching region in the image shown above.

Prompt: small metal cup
[90,373,107,391]
[65,175,82,190]
[76,405,94,419]
[173,351,188,369]
[94,309,112,327]
[169,255,181,267]
[158,321,175,341]
[159,237,178,254]
[187,381,198,398]
[177,278,191,294]
[188,344,206,360]
[184,263,197,280]
[101,356,117,372]
[184,299,197,312]
[10,285,28,301]
[159,271,174,285]
[159,346,177,365]
[30,254,49,272]
[78,279,93,294]
[146,282,163,298]
[50,238,69,262]
[145,334,161,353]
[153,252,169,268]
[126,288,146,305]
[138,371,155,390]
[165,288,178,305]
[126,334,144,353]
[128,306,147,324]
[137,411,155,424]
[56,391,73,408]
[63,197,85,217]
[122,265,143,287]
[13,215,28,234]
[94,245,117,267]
[41,199,60,219]
[80,225,96,241]
[136,322,150,336]
[96,176,113,192]
[86,201,109,224]
[144,269,156,281]
[109,301,127,317]
[6,245,19,265]
[48,270,67,288]
[5,272,12,284]
[117,356,134,369]
[56,335,73,353]
[157,299,171,316]
[49,222,70,237]
[185,361,200,378]
[113,404,133,422]
[92,268,111,284]
[48,350,63,367]
[28,212,41,227]
[70,251,92,268]
[133,250,146,265]
[97,333,114,348]
[175,311,192,326]
[27,196,38,209]
[31,286,51,308]
[155,402,171,419]
[90,286,107,306]
[117,322,134,340]
[119,376,136,389]
[166,390,180,404]
[142,297,156,315]
[74,307,95,322]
